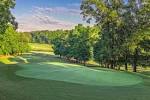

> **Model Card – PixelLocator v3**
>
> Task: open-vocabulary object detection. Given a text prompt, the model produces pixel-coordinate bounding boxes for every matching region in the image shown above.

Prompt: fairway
[0,52,150,100]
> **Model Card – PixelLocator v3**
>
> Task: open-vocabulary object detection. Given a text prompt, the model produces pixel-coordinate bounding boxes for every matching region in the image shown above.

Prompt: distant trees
[30,31,50,44]
[52,24,99,66]
[81,0,150,72]
[30,30,64,44]
[30,25,100,66]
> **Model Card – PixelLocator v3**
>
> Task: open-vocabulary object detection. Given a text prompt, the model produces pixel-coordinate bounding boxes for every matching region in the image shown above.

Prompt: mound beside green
[16,62,142,86]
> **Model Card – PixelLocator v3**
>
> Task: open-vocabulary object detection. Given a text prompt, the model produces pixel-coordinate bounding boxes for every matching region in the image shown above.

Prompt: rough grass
[0,52,150,100]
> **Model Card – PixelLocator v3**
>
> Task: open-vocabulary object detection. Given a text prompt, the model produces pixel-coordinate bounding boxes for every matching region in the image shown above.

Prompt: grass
[0,51,150,100]
[16,62,142,86]
[0,56,17,64]
[29,43,53,52]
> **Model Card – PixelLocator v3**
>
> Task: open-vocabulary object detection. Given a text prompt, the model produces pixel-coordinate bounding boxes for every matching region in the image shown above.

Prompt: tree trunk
[125,62,128,71]
[133,48,138,72]
[125,55,128,71]
[110,60,114,69]
[84,60,86,66]
[133,55,137,72]
[133,65,137,72]
[118,65,120,70]
[113,59,116,69]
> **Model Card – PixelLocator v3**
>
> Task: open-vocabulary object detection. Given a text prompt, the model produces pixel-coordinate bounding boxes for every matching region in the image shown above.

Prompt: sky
[12,0,89,32]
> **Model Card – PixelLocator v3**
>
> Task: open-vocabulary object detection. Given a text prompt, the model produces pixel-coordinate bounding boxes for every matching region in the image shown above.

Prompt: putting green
[16,62,142,86]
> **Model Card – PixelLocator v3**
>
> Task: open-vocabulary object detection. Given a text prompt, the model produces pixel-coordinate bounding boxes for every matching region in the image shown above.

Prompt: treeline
[80,0,150,72]
[28,26,150,72]
[28,25,99,65]
[0,0,30,55]
[50,25,149,71]
[29,24,149,72]
[29,30,65,44]
[50,0,150,72]
[52,24,99,66]
[2,0,149,72]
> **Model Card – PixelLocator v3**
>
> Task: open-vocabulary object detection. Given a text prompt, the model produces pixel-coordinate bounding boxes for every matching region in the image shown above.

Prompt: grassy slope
[15,59,142,86]
[0,56,17,64]
[0,52,150,100]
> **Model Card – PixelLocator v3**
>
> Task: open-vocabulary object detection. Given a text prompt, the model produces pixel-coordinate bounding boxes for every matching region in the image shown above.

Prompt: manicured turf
[16,62,142,86]
[0,52,150,100]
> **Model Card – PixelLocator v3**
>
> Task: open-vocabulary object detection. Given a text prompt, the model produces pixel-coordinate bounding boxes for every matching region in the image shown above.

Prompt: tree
[0,0,25,55]
[81,0,150,72]
[68,24,99,66]
[81,0,125,69]
[52,30,69,58]
[0,0,16,34]
[51,24,99,66]
[121,0,150,72]
[0,25,30,55]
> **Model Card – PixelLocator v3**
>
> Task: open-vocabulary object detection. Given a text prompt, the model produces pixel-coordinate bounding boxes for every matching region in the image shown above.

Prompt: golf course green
[0,51,150,100]
[16,62,142,86]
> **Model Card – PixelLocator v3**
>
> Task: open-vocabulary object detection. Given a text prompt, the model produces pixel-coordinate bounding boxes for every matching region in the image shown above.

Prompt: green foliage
[0,0,17,34]
[29,30,65,44]
[51,24,99,65]
[0,0,27,55]
[0,25,30,55]
[81,0,150,71]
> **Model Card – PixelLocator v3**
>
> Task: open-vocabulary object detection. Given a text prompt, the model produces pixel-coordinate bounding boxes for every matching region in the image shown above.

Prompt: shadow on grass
[0,62,26,81]
[0,52,150,100]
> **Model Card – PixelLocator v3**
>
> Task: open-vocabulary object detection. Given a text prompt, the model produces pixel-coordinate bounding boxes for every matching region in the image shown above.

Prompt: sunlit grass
[0,56,17,64]
[29,43,53,52]
[86,60,99,66]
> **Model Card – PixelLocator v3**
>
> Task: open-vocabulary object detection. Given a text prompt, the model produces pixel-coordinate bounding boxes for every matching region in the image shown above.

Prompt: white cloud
[33,6,81,16]
[16,6,81,32]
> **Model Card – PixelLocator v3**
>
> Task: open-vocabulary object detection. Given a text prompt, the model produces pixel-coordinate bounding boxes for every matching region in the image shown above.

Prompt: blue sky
[12,0,88,32]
